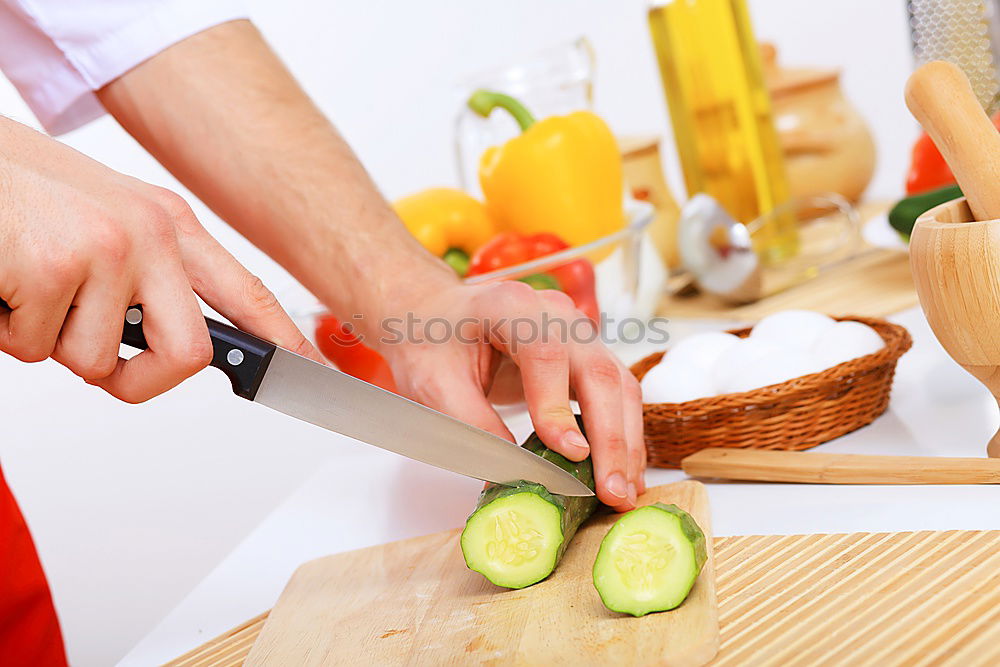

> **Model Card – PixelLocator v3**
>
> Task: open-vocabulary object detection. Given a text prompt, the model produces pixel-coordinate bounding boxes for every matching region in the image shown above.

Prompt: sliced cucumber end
[461,491,564,589]
[592,505,704,617]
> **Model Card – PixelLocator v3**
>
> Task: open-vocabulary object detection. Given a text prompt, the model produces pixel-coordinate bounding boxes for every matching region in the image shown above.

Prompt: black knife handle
[0,298,276,400]
[123,306,276,400]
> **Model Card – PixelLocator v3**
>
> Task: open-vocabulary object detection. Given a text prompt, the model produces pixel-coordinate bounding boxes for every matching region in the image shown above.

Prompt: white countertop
[0,1,922,662]
[118,306,1000,665]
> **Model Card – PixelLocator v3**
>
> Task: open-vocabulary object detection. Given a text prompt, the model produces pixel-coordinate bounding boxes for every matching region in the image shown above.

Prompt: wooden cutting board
[168,529,1000,667]
[244,481,717,666]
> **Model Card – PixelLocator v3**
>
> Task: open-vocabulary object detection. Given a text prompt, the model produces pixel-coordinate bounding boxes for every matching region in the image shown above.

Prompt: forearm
[96,20,457,337]
[17,20,644,508]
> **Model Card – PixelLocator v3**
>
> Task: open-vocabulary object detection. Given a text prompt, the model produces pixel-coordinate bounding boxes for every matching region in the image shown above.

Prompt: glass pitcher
[453,37,596,195]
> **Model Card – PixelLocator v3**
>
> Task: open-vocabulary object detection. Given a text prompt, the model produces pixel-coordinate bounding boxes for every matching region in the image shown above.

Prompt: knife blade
[250,345,593,496]
[0,296,592,496]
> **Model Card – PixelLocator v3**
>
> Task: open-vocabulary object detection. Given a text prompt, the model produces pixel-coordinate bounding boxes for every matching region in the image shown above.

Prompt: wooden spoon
[682,449,1000,484]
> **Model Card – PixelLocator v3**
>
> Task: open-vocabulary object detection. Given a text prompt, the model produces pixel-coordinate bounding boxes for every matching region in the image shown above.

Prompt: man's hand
[97,20,645,508]
[380,281,646,511]
[0,117,321,402]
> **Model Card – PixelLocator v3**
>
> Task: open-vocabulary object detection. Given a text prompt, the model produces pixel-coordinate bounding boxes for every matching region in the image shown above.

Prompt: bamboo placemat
[164,529,1000,666]
[711,530,1000,666]
[163,613,268,667]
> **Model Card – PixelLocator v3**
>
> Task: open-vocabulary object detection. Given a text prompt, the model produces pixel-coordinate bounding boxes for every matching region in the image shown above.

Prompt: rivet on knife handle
[119,305,277,400]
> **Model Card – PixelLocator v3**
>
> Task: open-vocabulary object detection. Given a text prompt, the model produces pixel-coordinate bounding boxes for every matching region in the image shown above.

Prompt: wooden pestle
[906,61,1000,457]
[905,61,1000,218]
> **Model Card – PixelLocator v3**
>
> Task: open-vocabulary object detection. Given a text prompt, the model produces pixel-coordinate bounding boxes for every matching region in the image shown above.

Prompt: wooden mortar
[907,61,1000,457]
[911,199,1000,456]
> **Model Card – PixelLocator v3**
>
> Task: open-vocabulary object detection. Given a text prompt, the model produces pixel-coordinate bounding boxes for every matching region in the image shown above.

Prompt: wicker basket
[630,316,912,468]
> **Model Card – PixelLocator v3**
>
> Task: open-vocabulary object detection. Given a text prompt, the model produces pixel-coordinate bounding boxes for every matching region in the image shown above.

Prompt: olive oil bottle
[649,0,798,263]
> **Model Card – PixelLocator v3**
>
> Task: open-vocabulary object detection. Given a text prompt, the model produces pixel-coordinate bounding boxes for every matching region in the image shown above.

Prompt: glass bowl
[462,200,658,324]
[282,200,661,388]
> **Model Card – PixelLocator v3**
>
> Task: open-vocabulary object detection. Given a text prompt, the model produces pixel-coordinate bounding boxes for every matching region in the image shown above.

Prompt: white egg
[666,331,741,373]
[811,321,885,369]
[710,337,782,390]
[749,310,836,350]
[641,356,715,403]
[719,350,824,394]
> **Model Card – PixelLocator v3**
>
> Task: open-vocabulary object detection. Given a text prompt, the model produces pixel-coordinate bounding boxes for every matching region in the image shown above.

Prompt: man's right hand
[0,117,322,402]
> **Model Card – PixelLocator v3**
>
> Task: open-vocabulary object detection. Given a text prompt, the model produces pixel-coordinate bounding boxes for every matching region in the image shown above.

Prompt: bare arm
[96,20,453,330]
[97,20,645,510]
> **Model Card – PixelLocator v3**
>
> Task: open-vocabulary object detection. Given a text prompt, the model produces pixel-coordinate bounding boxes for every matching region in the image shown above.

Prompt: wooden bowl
[911,196,1000,456]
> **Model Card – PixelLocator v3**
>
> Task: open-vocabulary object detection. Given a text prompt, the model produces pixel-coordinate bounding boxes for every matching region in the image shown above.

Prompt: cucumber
[888,184,962,240]
[592,503,707,617]
[460,423,598,589]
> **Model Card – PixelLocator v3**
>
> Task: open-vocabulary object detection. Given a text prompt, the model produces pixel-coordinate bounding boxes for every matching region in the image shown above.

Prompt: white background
[0,1,918,665]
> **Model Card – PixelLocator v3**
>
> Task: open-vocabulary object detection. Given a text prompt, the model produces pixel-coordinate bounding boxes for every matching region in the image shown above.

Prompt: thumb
[178,224,325,364]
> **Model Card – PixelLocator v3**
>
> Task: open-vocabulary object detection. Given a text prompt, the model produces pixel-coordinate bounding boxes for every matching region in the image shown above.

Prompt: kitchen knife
[0,299,593,496]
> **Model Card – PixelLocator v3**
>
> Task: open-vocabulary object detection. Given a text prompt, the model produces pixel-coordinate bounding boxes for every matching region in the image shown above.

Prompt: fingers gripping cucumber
[461,423,598,589]
[593,503,707,617]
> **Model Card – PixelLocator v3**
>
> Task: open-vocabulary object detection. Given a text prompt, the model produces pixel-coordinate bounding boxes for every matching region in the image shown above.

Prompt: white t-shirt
[0,0,248,134]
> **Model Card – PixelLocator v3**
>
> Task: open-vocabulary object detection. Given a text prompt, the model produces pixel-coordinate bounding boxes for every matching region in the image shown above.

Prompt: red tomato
[468,232,600,324]
[907,111,1000,194]
[549,259,600,324]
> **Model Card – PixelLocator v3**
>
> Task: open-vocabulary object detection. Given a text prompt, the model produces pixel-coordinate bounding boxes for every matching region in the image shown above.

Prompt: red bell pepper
[907,111,1000,194]
[314,314,396,391]
[467,232,600,324]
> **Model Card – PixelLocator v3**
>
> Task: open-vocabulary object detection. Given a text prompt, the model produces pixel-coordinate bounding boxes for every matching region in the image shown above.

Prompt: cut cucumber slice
[461,419,598,589]
[592,503,707,617]
[461,486,565,588]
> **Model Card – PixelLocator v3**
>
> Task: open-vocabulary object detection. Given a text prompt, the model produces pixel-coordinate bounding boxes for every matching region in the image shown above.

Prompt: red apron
[0,465,67,666]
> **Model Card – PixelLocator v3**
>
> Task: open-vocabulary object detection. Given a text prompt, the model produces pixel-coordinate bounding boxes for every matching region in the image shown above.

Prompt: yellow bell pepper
[468,90,625,247]
[392,187,497,275]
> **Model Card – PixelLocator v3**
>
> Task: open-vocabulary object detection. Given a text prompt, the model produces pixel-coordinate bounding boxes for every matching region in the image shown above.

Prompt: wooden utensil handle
[681,448,1000,484]
[905,61,1000,221]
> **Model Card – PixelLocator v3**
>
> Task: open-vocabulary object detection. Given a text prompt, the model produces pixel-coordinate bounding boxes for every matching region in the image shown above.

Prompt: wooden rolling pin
[681,448,1000,484]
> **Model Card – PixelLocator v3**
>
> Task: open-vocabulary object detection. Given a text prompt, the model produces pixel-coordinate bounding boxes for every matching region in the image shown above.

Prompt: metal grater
[908,0,1000,112]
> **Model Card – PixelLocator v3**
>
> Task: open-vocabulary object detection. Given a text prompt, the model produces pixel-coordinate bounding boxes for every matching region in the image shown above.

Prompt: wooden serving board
[167,529,1000,667]
[659,201,917,322]
[662,247,916,322]
[244,481,716,666]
